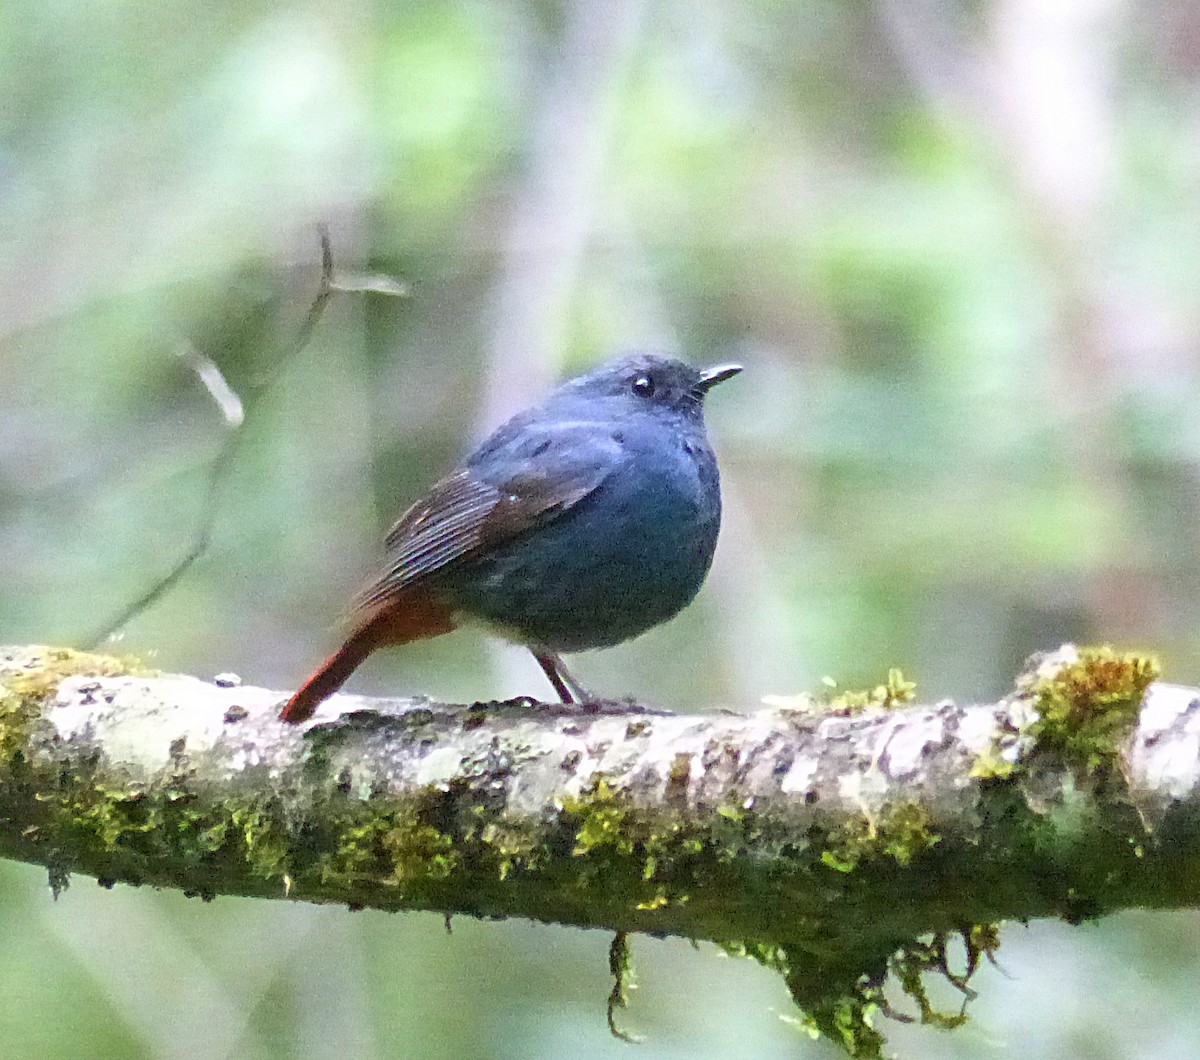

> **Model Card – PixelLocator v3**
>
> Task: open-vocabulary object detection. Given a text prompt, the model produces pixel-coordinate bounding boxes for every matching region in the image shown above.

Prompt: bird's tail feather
[279,617,384,723]
[280,588,458,723]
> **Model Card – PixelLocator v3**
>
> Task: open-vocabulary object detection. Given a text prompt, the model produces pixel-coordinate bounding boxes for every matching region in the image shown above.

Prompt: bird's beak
[696,363,743,394]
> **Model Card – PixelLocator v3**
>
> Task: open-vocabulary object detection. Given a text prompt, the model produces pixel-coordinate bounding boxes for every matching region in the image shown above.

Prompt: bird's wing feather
[356,425,622,613]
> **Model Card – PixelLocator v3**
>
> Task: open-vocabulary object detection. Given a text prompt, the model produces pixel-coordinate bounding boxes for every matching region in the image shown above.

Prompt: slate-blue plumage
[281,353,740,721]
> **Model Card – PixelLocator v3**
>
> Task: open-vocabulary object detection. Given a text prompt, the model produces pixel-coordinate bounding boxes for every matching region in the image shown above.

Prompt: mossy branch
[1,643,1192,1056]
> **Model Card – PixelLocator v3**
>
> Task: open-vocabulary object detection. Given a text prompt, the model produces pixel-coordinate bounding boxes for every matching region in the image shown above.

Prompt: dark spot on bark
[486,745,514,776]
[561,750,583,771]
[804,790,819,805]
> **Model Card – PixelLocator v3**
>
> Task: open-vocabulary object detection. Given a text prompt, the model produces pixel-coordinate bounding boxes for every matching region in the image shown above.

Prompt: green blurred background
[3,0,1200,1056]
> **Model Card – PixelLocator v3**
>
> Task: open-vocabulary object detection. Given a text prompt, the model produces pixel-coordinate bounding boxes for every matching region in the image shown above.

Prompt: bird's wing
[356,425,621,613]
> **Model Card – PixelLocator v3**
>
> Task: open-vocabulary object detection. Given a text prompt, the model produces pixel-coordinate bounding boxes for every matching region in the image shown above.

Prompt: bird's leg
[532,650,590,704]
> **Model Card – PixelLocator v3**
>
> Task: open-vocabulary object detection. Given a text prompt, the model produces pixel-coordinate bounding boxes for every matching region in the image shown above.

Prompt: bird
[279,352,741,723]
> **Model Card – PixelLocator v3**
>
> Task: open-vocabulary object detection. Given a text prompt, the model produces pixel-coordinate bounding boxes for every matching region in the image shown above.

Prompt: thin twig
[83,225,336,648]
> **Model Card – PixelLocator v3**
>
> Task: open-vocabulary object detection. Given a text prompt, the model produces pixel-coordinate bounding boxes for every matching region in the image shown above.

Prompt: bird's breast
[442,428,723,652]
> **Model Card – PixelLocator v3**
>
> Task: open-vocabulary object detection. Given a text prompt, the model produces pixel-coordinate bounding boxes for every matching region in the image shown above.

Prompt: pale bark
[2,642,1194,1054]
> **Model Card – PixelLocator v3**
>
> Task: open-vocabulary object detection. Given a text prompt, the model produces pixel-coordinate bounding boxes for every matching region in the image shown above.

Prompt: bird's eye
[631,374,655,397]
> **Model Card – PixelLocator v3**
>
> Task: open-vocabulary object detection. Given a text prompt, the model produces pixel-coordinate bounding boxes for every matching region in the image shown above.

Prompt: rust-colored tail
[280,588,457,723]
[280,619,381,723]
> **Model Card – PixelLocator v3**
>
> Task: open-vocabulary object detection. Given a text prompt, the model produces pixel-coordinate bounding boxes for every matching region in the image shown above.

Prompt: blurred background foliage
[3,0,1200,1056]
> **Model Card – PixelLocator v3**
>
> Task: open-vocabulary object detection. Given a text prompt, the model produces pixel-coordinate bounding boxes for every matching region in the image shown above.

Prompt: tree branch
[1,642,1190,1055]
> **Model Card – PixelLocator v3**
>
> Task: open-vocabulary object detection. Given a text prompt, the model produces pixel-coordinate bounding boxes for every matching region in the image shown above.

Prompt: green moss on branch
[1025,646,1159,773]
[0,645,1184,1058]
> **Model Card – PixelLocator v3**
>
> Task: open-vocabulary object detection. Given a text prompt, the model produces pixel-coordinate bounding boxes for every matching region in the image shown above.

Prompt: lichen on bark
[0,643,1183,1056]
